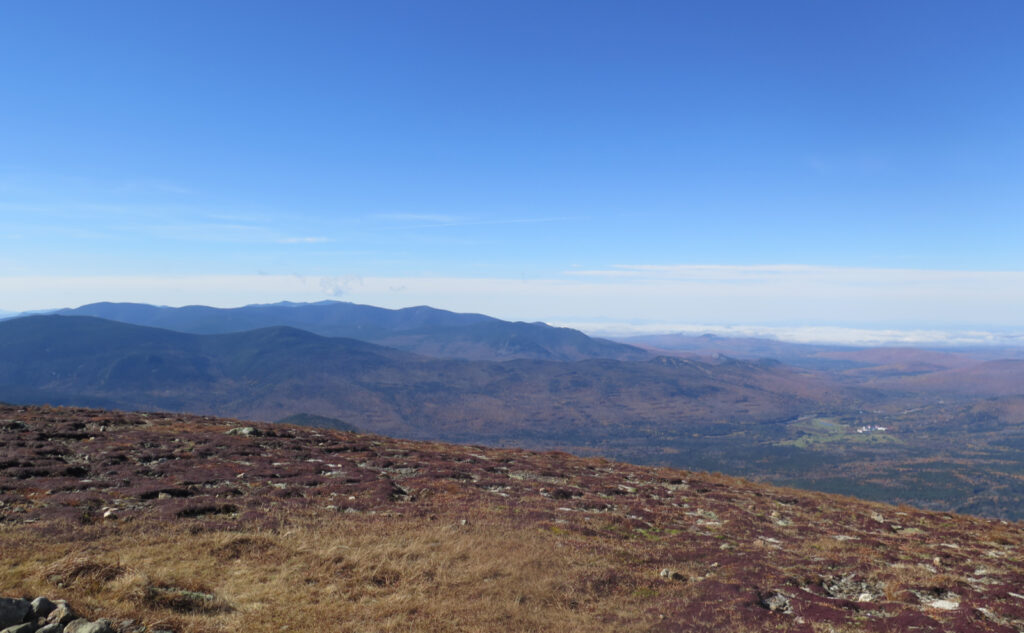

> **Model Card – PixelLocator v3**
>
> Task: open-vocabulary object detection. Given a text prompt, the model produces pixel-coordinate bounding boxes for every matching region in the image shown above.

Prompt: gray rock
[659,568,685,581]
[35,625,61,633]
[226,426,260,437]
[0,622,37,633]
[760,591,792,614]
[63,619,113,633]
[115,620,146,633]
[0,599,30,629]
[29,597,56,620]
[43,602,75,627]
[822,573,880,602]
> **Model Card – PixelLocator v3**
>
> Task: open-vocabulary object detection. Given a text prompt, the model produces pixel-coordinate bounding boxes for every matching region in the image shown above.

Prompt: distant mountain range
[53,301,650,362]
[0,314,828,444]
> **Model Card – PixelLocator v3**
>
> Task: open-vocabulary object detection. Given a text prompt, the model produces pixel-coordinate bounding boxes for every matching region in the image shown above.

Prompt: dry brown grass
[0,511,667,633]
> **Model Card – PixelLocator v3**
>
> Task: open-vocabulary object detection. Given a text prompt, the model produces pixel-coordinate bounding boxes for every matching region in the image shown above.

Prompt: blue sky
[2,1,1023,339]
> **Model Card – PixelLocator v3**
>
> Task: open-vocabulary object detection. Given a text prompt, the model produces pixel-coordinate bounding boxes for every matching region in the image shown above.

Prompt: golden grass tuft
[42,556,127,590]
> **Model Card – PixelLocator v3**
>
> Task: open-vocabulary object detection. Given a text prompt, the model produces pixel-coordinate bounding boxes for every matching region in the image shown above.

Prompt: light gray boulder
[0,622,37,633]
[226,426,261,437]
[29,597,56,620]
[43,602,75,627]
[63,620,113,633]
[760,590,792,614]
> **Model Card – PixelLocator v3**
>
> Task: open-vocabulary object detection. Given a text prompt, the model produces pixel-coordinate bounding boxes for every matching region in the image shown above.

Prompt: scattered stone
[1,622,37,633]
[64,618,114,633]
[226,426,261,437]
[870,511,885,523]
[760,591,792,614]
[926,599,959,611]
[0,598,30,629]
[115,620,146,633]
[44,602,76,627]
[36,624,62,633]
[659,568,685,581]
[822,573,881,602]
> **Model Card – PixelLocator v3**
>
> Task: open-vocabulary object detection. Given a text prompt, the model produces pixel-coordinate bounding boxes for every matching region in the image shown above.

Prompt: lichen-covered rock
[29,597,56,620]
[0,622,37,633]
[63,619,114,633]
[35,624,62,633]
[43,602,75,627]
[226,426,260,437]
[760,590,792,614]
[821,573,881,602]
[0,599,30,629]
[113,620,146,633]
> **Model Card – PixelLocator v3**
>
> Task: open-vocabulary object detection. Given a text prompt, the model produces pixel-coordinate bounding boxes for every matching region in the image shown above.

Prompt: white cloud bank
[2,264,1023,345]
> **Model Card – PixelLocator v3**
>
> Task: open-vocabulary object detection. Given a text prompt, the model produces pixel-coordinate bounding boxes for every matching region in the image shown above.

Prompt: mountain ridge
[54,300,650,362]
[0,314,824,442]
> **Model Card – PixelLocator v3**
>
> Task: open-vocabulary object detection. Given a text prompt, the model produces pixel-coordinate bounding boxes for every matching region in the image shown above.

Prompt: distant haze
[3,265,1024,346]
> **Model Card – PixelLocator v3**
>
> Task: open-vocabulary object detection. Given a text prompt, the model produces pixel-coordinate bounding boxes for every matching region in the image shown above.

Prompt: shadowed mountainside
[2,405,1024,633]
[55,301,650,362]
[0,315,837,444]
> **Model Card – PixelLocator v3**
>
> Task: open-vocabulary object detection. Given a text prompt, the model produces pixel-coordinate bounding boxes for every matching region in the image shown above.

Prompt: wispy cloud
[278,237,331,244]
[374,213,460,223]
[112,179,194,196]
[566,263,1024,287]
[371,213,569,228]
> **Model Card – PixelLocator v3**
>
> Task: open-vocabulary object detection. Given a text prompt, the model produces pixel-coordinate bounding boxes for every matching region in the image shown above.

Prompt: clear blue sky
[2,1,1023,337]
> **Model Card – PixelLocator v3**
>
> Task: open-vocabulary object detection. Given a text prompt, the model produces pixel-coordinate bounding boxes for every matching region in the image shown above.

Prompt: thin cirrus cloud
[371,213,570,228]
[565,263,1024,291]
[373,213,461,224]
[121,220,332,246]
[278,237,331,244]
